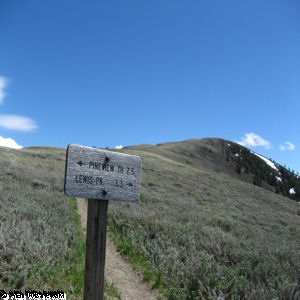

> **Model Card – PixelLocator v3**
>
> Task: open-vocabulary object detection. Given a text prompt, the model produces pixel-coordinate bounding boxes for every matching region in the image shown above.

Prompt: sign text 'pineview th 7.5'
[64,144,142,202]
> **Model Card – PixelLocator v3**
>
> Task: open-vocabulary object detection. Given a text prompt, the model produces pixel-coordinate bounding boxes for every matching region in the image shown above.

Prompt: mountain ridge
[125,137,299,202]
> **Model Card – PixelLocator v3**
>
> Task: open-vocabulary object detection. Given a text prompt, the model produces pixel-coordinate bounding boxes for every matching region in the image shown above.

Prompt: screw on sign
[64,144,142,300]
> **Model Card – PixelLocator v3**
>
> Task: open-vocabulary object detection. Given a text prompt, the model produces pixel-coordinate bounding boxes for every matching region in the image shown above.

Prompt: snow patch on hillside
[252,152,278,171]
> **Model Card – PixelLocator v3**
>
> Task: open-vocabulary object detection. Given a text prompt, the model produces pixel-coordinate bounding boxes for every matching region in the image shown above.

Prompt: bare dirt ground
[76,198,163,300]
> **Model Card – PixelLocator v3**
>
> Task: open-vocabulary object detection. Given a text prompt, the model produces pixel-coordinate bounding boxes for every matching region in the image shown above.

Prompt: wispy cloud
[0,75,38,133]
[115,145,123,149]
[236,133,271,149]
[0,76,25,148]
[0,136,22,149]
[279,141,295,151]
[0,76,9,104]
[0,114,38,132]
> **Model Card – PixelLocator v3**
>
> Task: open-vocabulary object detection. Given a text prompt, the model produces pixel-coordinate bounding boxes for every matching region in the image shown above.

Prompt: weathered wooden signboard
[64,144,142,202]
[64,144,142,300]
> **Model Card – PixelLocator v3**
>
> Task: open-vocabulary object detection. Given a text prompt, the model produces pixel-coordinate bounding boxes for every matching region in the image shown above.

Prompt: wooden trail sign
[65,144,142,202]
[64,144,142,300]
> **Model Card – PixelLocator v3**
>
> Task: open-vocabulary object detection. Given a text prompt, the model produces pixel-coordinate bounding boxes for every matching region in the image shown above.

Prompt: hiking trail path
[76,198,164,300]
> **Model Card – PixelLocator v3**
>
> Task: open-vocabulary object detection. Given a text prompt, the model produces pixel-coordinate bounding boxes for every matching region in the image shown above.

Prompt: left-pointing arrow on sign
[77,160,86,167]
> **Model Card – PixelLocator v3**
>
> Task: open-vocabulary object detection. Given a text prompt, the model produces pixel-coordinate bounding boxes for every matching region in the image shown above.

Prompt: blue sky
[0,0,299,173]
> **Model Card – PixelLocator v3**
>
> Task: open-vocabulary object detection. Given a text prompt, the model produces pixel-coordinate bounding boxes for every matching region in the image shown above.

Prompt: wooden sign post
[64,144,142,300]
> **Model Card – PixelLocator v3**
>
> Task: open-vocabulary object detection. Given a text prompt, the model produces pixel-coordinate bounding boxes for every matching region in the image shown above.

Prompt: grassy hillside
[1,139,299,299]
[0,146,85,298]
[127,138,300,201]
[109,139,300,299]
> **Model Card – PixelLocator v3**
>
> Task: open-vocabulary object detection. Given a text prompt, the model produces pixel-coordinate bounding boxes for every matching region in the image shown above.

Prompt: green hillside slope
[110,138,300,299]
[0,139,299,299]
[0,147,85,298]
[126,138,300,201]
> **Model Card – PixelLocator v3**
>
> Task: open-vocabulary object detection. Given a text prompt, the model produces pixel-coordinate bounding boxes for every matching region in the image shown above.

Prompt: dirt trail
[76,198,163,300]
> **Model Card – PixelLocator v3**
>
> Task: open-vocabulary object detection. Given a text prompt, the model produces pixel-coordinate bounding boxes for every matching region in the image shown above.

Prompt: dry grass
[1,139,299,299]
[0,146,85,298]
[109,140,300,299]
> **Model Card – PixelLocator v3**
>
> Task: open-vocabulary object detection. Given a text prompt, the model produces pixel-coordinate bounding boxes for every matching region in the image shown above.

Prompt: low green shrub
[0,147,85,298]
[107,146,300,299]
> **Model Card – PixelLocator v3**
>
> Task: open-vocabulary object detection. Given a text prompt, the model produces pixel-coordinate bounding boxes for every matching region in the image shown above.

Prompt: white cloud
[237,133,271,149]
[0,136,22,149]
[0,76,9,104]
[115,145,123,149]
[279,141,295,151]
[0,114,38,132]
[0,76,38,132]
